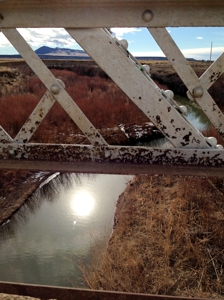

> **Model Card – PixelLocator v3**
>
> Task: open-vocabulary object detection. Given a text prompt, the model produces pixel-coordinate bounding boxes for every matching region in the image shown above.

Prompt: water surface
[0,174,132,287]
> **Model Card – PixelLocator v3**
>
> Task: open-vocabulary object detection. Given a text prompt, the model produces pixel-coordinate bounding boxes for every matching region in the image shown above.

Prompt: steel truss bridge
[0,0,224,299]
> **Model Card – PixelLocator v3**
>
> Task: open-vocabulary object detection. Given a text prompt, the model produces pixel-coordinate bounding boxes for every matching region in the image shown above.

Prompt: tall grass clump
[81,175,224,299]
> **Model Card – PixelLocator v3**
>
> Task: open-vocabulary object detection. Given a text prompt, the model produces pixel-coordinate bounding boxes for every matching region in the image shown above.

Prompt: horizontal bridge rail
[0,144,224,177]
[0,0,224,27]
[0,281,209,300]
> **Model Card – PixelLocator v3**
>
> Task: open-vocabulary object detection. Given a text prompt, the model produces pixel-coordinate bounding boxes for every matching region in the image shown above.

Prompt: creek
[175,95,210,130]
[0,174,133,287]
[0,96,210,287]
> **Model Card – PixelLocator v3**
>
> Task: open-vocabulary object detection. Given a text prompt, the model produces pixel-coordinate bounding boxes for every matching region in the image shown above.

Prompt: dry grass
[81,175,224,299]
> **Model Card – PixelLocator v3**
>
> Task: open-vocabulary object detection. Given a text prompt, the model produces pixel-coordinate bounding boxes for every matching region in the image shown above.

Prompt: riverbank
[0,170,55,226]
[82,174,224,298]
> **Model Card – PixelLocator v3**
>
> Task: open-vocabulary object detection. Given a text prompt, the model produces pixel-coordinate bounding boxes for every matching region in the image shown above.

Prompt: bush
[0,67,148,142]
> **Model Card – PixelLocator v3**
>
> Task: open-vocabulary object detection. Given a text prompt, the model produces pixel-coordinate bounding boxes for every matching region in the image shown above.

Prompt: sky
[0,27,223,61]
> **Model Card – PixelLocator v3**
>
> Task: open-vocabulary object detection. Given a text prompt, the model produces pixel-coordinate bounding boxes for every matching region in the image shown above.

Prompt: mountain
[35,46,89,57]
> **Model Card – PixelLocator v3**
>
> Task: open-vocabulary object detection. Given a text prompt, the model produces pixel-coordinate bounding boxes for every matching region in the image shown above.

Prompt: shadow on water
[0,173,86,237]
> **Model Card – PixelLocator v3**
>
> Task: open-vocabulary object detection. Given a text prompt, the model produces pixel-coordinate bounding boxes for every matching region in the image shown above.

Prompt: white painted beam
[0,143,223,177]
[68,28,209,149]
[14,91,57,143]
[200,52,224,90]
[2,28,108,146]
[0,1,224,27]
[0,126,13,143]
[148,27,224,139]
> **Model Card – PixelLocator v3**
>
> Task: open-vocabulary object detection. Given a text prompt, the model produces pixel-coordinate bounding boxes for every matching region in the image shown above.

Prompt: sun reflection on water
[71,190,95,217]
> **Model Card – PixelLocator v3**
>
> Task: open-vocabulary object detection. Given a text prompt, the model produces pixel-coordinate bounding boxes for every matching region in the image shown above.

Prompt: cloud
[0,28,79,50]
[132,47,224,60]
[132,50,165,57]
[196,37,203,40]
[18,28,77,48]
[181,47,224,59]
[111,28,141,38]
[0,32,11,47]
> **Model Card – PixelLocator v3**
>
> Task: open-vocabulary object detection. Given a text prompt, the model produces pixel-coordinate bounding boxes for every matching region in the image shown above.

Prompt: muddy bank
[0,170,55,226]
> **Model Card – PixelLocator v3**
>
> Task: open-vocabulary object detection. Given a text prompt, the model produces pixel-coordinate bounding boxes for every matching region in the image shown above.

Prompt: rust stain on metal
[210,71,221,82]
[183,132,192,142]
[0,144,224,168]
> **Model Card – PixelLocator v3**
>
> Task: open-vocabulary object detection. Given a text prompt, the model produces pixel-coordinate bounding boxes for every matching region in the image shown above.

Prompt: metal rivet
[143,64,150,74]
[186,90,194,101]
[192,86,203,98]
[179,105,188,115]
[142,10,154,22]
[206,137,217,147]
[57,79,65,89]
[164,90,174,100]
[120,39,128,50]
[216,144,224,150]
[50,84,61,94]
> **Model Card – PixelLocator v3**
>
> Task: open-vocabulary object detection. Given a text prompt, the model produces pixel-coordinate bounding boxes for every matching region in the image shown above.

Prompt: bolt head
[179,105,188,115]
[142,10,154,22]
[164,90,174,100]
[206,136,217,147]
[216,144,224,150]
[192,86,203,98]
[186,90,194,101]
[50,84,61,94]
[57,79,65,89]
[143,64,150,74]
[120,39,128,50]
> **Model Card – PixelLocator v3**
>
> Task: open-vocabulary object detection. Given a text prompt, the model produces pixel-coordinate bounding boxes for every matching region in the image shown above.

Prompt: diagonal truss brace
[200,52,224,90]
[1,28,107,146]
[67,28,210,149]
[148,27,224,139]
[14,91,57,143]
[0,126,13,143]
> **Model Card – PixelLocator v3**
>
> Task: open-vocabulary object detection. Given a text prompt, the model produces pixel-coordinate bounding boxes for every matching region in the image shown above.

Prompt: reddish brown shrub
[0,93,39,137]
[0,68,149,141]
